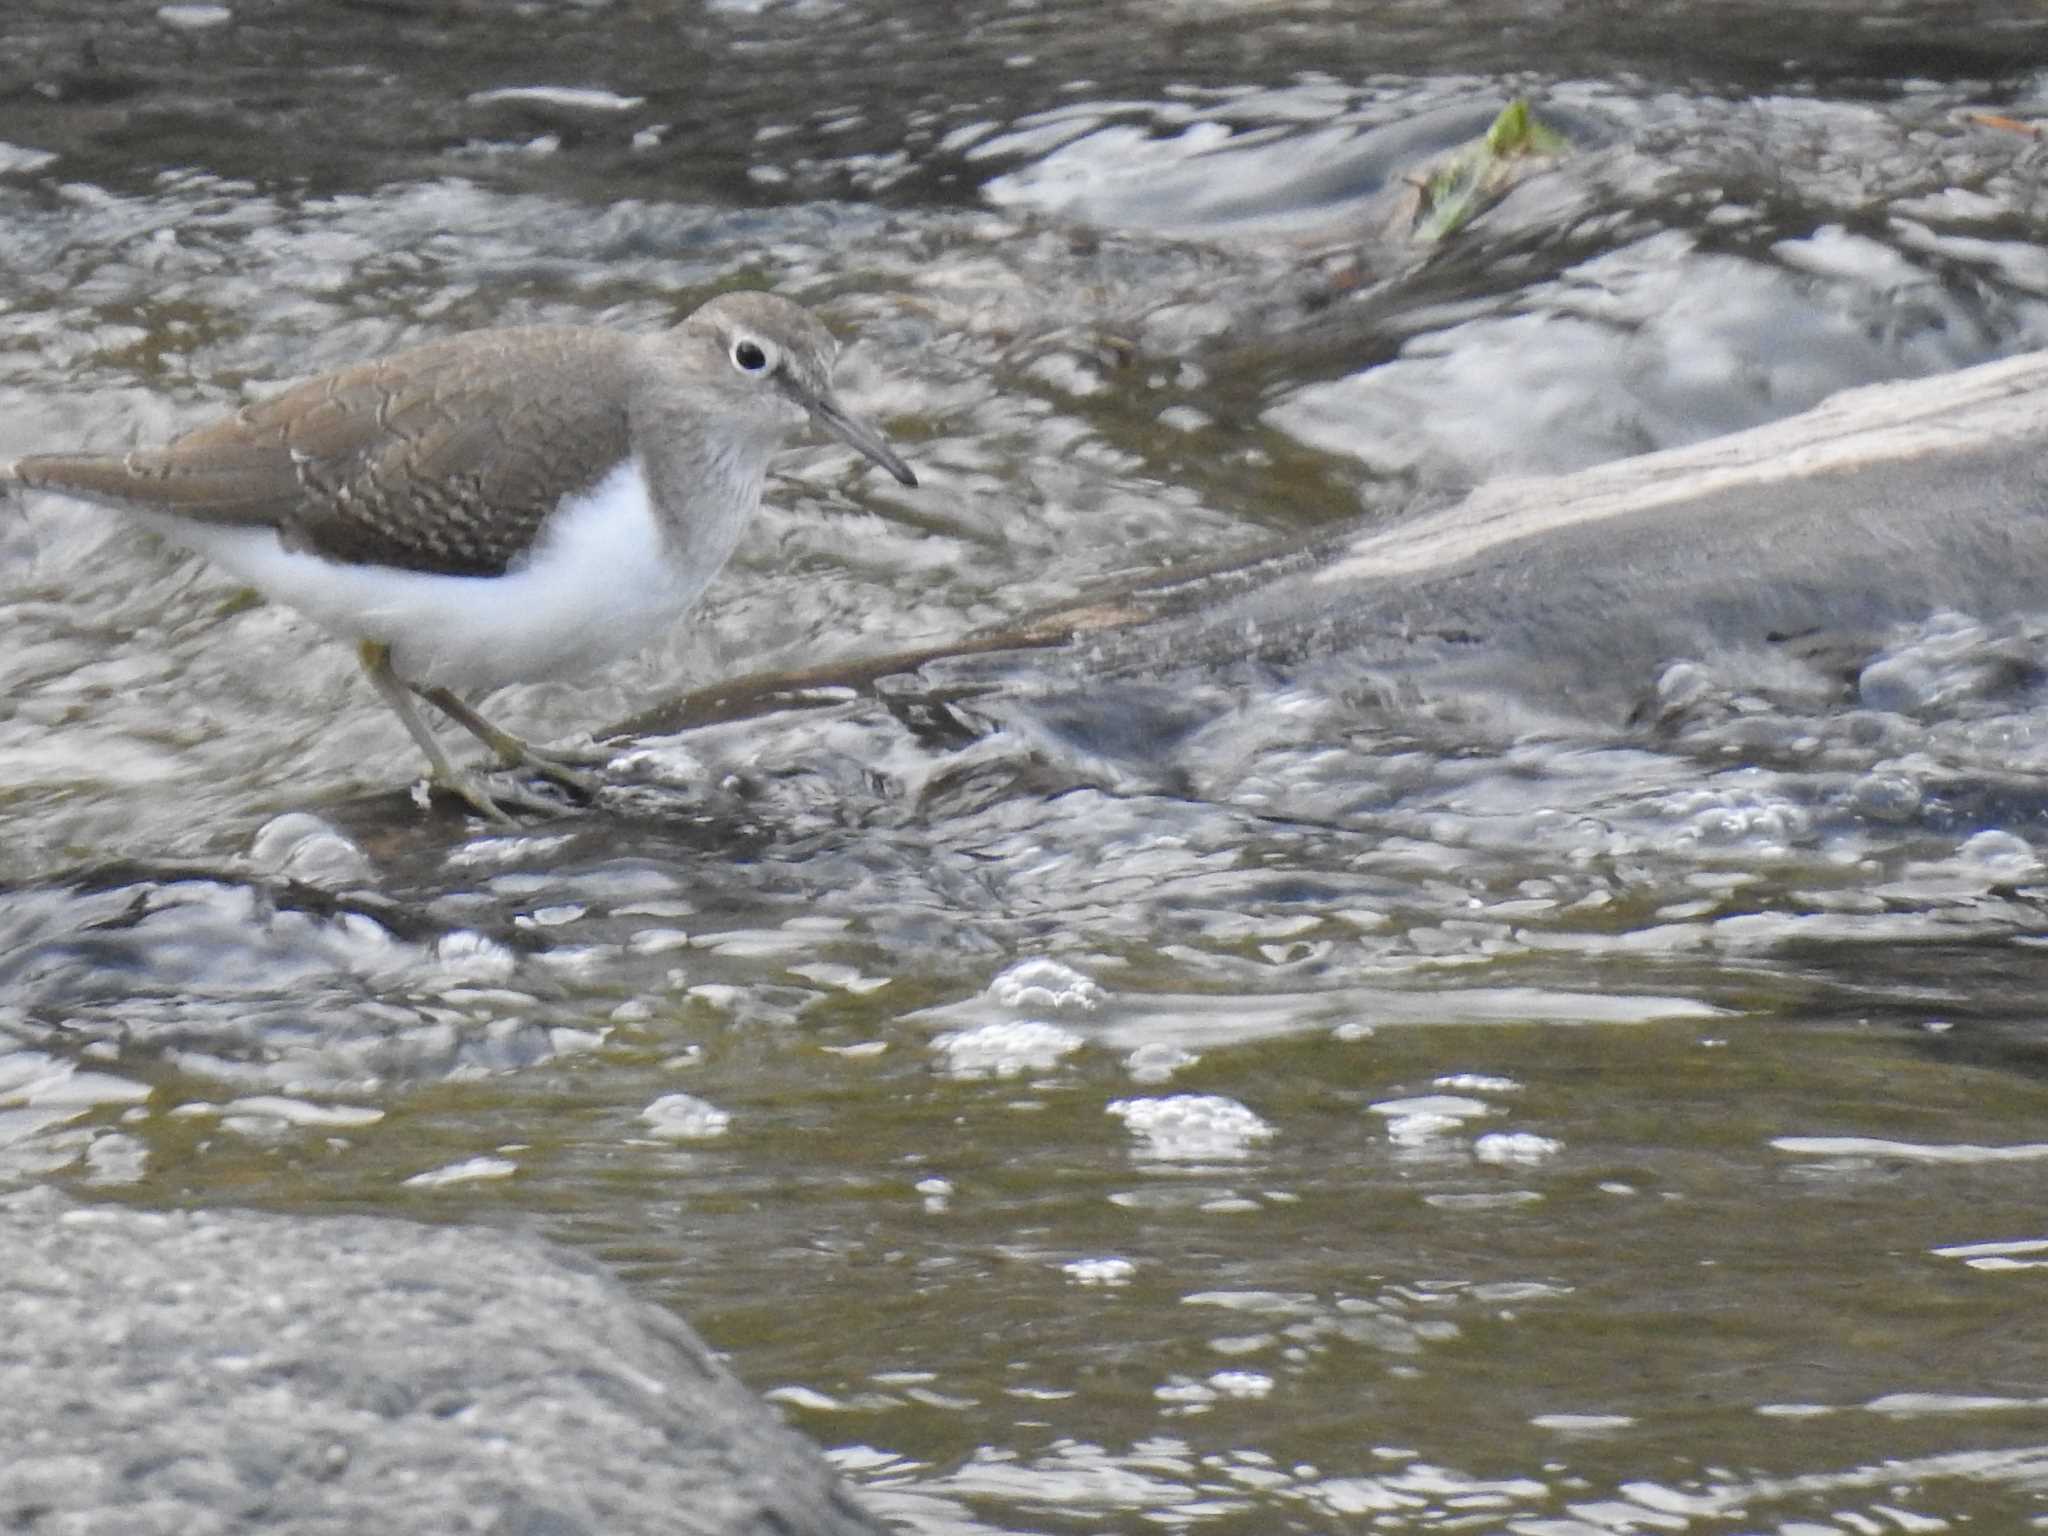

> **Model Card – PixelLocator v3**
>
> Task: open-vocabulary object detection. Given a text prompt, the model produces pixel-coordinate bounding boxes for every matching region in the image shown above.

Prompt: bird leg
[356,641,562,823]
[411,684,607,797]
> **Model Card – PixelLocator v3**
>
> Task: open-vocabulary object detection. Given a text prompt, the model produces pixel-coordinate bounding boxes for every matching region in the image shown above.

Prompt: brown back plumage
[10,326,638,578]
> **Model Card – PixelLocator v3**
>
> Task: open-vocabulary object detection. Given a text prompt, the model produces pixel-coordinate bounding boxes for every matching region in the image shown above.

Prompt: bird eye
[732,339,770,373]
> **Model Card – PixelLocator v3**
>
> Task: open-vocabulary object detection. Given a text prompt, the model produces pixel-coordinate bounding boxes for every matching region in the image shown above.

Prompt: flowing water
[6,2,2048,1530]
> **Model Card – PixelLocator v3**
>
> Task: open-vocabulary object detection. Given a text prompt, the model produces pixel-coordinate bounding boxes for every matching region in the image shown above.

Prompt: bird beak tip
[814,396,919,490]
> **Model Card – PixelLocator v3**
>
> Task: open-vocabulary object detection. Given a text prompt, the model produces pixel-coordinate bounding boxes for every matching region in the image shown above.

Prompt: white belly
[151,458,716,691]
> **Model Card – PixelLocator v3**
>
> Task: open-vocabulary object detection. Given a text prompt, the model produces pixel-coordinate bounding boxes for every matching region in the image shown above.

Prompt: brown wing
[11,326,637,578]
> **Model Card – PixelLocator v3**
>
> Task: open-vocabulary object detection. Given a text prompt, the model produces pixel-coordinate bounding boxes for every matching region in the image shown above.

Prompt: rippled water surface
[7,1,2048,1530]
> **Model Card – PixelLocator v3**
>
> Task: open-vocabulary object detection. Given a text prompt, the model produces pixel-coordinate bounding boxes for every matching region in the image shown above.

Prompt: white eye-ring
[731,336,773,374]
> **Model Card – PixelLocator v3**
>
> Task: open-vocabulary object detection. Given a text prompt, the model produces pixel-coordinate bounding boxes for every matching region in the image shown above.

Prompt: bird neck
[634,411,772,577]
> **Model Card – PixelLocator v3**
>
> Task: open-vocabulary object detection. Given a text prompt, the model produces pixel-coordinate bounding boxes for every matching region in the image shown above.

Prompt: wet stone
[0,1190,885,1536]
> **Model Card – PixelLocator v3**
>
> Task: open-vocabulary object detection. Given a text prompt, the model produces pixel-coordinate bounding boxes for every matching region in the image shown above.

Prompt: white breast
[150,458,724,691]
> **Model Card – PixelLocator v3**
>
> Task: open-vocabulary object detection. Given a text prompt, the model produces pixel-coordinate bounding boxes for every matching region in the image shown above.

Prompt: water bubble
[1108,1094,1275,1162]
[1126,1042,1198,1084]
[431,931,518,984]
[989,958,1104,1014]
[1474,1132,1562,1165]
[247,813,371,887]
[640,1093,731,1140]
[1955,829,2041,881]
[1063,1256,1136,1285]
[933,1020,1084,1079]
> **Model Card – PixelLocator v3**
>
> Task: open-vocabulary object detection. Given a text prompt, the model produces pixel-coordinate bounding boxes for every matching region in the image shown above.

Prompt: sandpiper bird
[3,291,917,823]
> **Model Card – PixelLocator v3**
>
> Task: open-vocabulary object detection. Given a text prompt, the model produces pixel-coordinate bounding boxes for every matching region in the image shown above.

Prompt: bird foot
[423,768,580,825]
[495,739,610,798]
[412,684,614,797]
[517,734,617,772]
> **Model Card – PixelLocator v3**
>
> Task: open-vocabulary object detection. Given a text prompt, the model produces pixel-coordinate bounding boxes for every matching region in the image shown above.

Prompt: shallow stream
[6,3,2048,1530]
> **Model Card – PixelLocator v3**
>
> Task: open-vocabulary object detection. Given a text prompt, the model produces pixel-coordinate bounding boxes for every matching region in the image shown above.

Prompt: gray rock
[625,348,2048,754]
[0,1192,885,1535]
